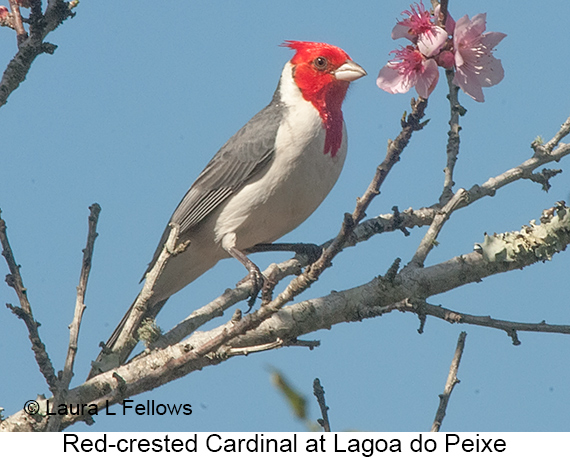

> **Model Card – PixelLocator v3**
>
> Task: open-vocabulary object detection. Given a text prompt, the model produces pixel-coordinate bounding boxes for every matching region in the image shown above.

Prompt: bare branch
[407,188,468,269]
[286,339,320,350]
[151,257,304,351]
[313,378,331,432]
[431,332,467,432]
[525,168,563,192]
[395,300,570,343]
[47,203,101,432]
[440,69,465,204]
[0,208,58,394]
[223,338,283,357]
[0,0,76,108]
[467,120,570,204]
[542,116,570,153]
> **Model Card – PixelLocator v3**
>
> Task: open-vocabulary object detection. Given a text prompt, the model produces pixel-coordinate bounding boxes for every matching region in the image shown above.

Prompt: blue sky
[1,1,569,432]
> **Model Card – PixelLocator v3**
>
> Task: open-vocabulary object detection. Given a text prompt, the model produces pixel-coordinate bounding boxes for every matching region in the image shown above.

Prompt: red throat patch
[284,41,352,157]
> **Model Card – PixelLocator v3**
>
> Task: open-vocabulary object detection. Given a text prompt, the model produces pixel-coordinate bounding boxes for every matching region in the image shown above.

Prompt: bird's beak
[334,60,367,82]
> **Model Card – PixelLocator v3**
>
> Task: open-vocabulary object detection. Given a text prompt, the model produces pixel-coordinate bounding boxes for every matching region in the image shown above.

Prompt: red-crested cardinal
[92,41,366,374]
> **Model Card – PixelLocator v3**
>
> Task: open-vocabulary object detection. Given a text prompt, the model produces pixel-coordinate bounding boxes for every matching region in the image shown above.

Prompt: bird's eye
[313,56,328,70]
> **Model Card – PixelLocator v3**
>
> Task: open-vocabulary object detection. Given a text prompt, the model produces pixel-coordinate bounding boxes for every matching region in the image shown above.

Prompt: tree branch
[407,188,468,269]
[391,299,570,343]
[467,116,570,204]
[0,208,59,395]
[313,378,331,432]
[47,203,101,432]
[0,0,76,108]
[431,332,466,432]
[440,69,464,204]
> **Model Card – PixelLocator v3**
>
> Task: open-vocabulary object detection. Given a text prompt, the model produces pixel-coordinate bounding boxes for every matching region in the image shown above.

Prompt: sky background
[1,1,569,432]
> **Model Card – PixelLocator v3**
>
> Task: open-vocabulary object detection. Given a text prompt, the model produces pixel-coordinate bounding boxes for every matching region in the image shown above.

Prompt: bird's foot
[237,266,265,312]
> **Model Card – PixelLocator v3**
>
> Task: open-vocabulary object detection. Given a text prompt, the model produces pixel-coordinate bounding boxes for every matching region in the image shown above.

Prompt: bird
[90,41,366,376]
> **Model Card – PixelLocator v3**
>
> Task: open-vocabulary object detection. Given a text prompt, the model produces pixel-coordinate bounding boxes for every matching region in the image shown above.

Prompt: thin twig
[408,188,467,269]
[66,203,101,382]
[286,339,320,350]
[440,69,464,204]
[542,116,570,153]
[313,378,331,432]
[467,115,570,204]
[0,209,58,394]
[47,204,101,431]
[394,300,570,344]
[223,338,283,357]
[431,331,467,432]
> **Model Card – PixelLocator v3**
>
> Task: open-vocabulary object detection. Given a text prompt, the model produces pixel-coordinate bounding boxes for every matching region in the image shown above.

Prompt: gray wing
[144,90,284,276]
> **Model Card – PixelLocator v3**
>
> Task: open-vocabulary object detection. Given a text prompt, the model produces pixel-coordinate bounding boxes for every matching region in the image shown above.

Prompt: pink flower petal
[377,64,414,94]
[481,31,507,49]
[453,67,485,102]
[377,46,440,99]
[415,58,439,98]
[477,53,505,88]
[468,13,488,38]
[452,13,506,102]
[391,23,415,41]
[417,25,448,57]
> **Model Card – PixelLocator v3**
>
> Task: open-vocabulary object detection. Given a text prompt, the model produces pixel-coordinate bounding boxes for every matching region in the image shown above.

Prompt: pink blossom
[391,2,447,57]
[0,6,9,20]
[377,45,439,99]
[452,13,506,102]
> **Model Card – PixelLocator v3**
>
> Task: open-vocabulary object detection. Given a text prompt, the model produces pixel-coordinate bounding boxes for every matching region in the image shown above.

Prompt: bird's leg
[223,237,265,310]
[247,242,323,264]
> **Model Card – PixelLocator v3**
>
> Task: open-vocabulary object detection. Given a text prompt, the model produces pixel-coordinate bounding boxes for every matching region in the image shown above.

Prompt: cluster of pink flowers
[376,2,506,102]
